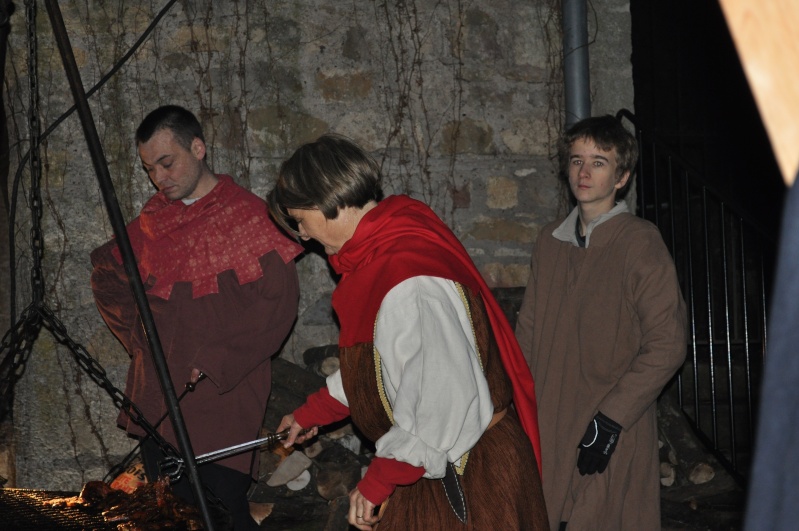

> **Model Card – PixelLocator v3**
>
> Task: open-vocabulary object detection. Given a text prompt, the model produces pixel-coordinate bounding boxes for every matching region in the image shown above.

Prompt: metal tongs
[159,427,310,481]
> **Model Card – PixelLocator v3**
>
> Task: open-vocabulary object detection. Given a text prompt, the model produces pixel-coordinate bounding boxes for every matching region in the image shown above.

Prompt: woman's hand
[348,487,380,529]
[277,413,318,448]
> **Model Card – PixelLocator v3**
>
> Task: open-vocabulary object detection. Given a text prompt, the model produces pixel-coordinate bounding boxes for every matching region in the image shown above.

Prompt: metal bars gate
[618,109,775,482]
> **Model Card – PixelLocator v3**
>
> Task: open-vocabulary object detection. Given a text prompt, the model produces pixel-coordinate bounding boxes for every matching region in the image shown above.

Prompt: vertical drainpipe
[562,0,591,128]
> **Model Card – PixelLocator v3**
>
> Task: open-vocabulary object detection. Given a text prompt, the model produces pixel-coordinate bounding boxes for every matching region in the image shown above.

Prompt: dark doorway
[629,0,785,235]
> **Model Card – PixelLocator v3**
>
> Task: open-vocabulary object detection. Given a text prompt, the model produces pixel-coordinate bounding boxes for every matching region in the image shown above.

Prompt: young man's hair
[558,115,639,200]
[267,133,384,236]
[135,105,206,153]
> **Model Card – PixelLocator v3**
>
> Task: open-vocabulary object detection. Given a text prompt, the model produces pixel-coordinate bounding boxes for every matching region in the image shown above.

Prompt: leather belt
[488,407,507,430]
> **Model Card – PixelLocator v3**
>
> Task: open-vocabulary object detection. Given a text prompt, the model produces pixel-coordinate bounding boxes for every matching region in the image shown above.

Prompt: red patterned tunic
[91,175,302,475]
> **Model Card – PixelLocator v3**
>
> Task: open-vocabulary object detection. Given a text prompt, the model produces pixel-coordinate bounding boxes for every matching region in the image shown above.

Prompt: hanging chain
[0,0,176,459]
[39,305,178,457]
[25,0,44,305]
[0,0,45,423]
[0,304,41,420]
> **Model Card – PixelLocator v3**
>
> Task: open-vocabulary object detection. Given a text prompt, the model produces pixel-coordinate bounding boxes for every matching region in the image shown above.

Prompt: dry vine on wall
[2,0,564,490]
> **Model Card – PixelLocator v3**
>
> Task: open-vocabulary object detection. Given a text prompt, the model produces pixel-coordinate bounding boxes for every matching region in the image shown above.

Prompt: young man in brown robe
[516,115,687,530]
[91,105,302,530]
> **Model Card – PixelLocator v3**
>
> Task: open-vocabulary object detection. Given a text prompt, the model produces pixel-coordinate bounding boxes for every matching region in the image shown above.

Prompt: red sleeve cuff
[357,456,425,506]
[293,386,350,428]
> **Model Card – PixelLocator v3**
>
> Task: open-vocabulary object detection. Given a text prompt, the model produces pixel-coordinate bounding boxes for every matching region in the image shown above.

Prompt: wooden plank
[718,0,799,185]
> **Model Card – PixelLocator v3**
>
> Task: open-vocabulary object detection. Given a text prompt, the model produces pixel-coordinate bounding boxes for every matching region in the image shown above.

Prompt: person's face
[567,137,630,213]
[138,129,215,201]
[286,207,358,255]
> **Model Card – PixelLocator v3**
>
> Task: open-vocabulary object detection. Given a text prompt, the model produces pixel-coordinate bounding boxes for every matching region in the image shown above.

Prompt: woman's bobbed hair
[267,134,384,236]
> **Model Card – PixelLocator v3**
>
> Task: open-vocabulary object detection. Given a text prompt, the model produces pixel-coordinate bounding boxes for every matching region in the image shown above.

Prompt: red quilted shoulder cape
[112,174,302,299]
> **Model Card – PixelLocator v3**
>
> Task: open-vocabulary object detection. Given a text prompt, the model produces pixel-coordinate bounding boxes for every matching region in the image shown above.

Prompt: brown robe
[516,212,687,530]
[342,285,548,530]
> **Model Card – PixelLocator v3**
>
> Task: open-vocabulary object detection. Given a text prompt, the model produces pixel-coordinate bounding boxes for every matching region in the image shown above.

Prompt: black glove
[577,412,622,475]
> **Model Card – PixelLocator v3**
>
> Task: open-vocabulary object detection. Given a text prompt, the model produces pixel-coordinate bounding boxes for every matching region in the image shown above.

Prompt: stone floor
[660,474,745,530]
[248,461,747,531]
[249,471,746,531]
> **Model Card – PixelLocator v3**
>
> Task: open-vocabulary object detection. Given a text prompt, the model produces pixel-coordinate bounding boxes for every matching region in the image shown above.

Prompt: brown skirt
[375,410,548,530]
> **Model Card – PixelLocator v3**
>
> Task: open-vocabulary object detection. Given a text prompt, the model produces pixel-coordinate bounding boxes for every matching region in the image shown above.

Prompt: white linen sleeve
[325,369,349,407]
[372,276,494,479]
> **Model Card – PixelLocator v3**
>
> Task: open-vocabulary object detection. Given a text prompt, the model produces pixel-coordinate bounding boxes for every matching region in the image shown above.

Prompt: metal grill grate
[0,488,118,530]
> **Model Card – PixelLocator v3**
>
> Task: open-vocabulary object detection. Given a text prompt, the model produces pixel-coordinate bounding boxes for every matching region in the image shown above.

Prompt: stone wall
[1,0,632,490]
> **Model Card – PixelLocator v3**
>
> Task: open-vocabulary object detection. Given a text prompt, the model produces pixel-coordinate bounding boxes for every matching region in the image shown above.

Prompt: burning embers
[46,477,205,530]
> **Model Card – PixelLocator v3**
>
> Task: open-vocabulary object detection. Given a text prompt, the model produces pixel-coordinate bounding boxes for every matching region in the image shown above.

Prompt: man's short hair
[267,133,384,235]
[558,115,639,200]
[135,105,206,152]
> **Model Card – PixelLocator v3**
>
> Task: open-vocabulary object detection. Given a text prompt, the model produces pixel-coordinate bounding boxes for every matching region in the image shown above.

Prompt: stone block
[316,71,373,101]
[441,118,496,155]
[467,218,536,244]
[487,175,519,209]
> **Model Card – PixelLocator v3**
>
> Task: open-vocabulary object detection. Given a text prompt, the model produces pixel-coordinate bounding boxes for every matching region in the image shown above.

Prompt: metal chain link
[38,305,177,456]
[25,0,44,305]
[0,0,176,459]
[0,304,41,420]
[0,0,45,422]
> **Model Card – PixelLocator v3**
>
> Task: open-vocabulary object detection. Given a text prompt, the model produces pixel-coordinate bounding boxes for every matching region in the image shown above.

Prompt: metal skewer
[160,427,309,481]
[103,373,206,483]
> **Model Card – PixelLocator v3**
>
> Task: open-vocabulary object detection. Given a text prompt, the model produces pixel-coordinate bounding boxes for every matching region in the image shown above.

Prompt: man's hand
[577,412,622,475]
[276,413,318,448]
[185,369,206,392]
[189,368,203,384]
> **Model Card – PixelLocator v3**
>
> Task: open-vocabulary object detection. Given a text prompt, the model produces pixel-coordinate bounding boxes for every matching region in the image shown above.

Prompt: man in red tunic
[90,105,302,530]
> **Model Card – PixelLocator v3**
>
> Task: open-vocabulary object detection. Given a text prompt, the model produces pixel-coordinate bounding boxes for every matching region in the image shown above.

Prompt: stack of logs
[247,348,370,530]
[658,392,717,488]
